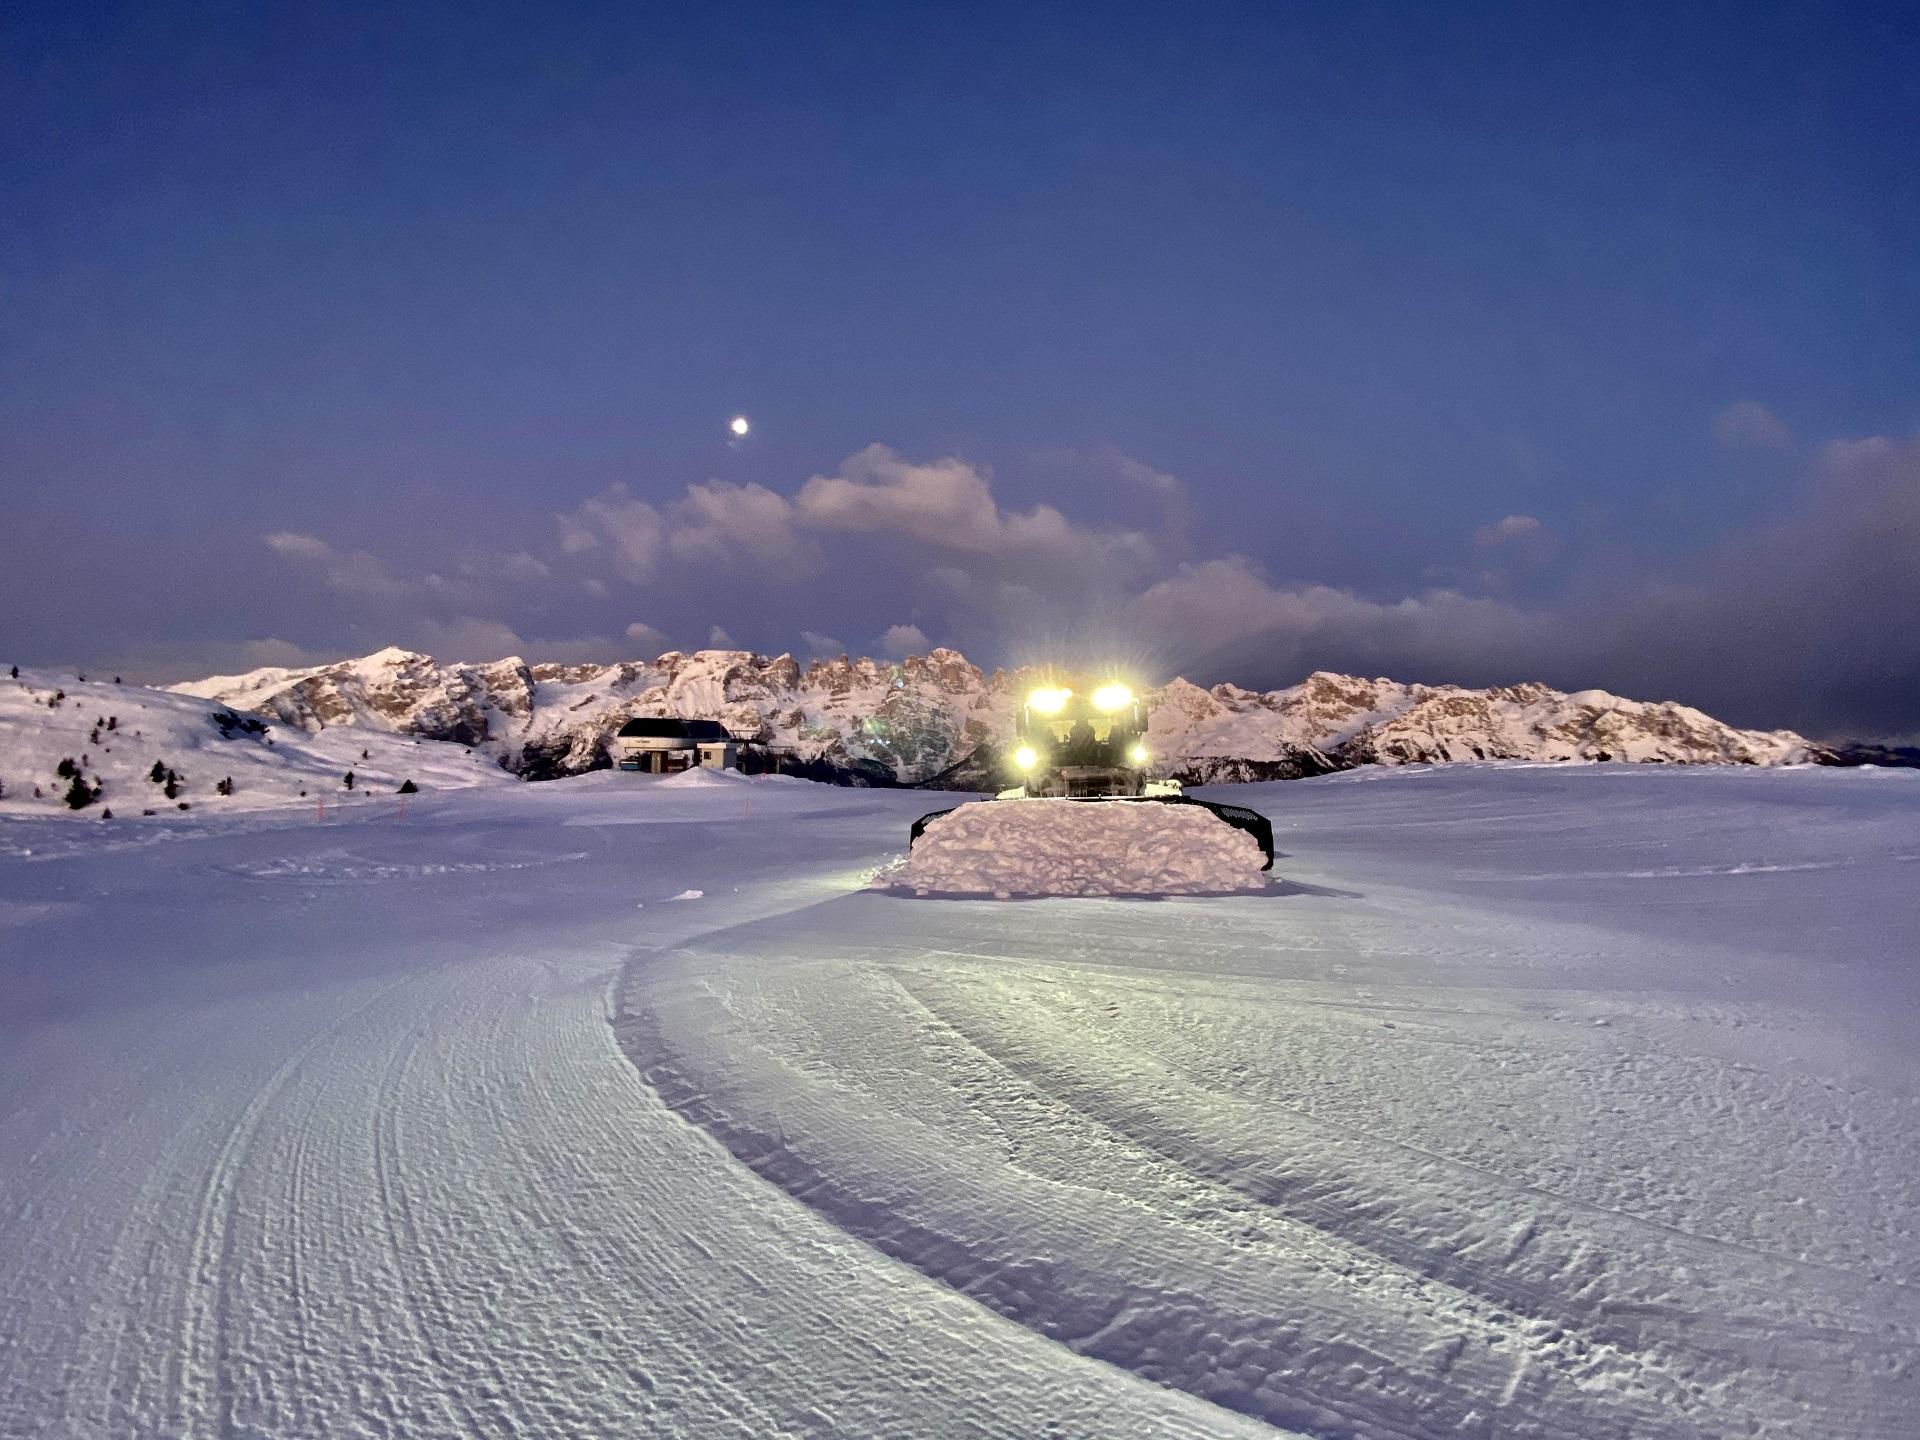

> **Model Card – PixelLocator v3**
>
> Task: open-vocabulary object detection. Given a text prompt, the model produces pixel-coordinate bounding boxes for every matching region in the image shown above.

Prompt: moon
[728,415,750,437]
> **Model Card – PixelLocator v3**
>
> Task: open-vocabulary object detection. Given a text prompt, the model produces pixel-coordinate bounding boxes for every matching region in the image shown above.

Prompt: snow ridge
[168,646,1825,785]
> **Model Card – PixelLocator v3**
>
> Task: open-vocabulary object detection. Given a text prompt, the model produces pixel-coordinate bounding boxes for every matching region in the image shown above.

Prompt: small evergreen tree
[162,772,180,801]
[63,774,94,810]
[215,776,234,797]
[55,757,78,779]
[361,748,370,761]
[8,665,15,679]
[397,778,418,794]
[149,760,167,783]
[344,770,356,791]
[106,716,117,730]
[101,808,112,820]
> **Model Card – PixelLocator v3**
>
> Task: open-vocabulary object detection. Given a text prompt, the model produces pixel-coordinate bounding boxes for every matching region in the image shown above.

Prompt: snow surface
[0,666,511,819]
[888,797,1269,896]
[2,765,1916,1438]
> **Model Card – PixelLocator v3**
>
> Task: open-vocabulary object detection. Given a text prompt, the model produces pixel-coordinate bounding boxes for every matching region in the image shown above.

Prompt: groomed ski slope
[1,764,1915,1438]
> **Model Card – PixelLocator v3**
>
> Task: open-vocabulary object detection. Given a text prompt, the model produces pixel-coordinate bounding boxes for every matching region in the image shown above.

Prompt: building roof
[616,716,734,741]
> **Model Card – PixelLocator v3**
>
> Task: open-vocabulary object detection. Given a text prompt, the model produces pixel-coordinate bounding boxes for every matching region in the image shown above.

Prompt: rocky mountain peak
[171,644,1826,786]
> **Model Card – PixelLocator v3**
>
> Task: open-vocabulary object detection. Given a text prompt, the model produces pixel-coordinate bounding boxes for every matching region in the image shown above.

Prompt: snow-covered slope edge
[2,667,512,818]
[172,646,1828,787]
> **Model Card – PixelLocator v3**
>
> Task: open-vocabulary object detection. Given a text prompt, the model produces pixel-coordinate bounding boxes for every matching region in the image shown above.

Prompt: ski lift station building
[613,716,740,773]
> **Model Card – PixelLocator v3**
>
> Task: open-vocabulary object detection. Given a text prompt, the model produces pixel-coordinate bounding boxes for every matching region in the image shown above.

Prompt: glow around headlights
[1026,687,1072,715]
[1127,741,1149,764]
[1013,744,1040,771]
[1091,683,1134,712]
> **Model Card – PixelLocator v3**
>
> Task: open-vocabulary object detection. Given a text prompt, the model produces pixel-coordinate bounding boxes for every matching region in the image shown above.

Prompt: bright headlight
[1012,744,1040,771]
[1092,683,1134,712]
[1127,741,1149,765]
[1026,687,1072,715]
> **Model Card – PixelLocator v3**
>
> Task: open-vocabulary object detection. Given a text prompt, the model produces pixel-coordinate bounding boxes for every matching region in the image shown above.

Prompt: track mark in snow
[624,961,1668,1439]
[225,849,590,883]
[619,919,1920,1440]
[167,975,418,1440]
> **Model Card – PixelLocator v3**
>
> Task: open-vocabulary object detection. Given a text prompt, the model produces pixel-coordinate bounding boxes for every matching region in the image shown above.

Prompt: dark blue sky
[4,2,1917,734]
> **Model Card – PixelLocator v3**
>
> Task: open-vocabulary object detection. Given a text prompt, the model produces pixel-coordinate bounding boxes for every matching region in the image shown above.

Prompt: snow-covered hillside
[174,645,1825,785]
[0,666,510,818]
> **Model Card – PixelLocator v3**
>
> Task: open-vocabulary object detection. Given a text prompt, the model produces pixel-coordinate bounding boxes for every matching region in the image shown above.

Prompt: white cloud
[667,479,814,574]
[1474,514,1545,548]
[406,617,638,667]
[557,514,599,554]
[1122,556,1552,684]
[261,531,411,597]
[624,621,670,655]
[499,551,552,583]
[263,531,331,561]
[876,623,929,658]
[801,629,846,658]
[1821,435,1894,468]
[1713,401,1793,451]
[793,444,1152,568]
[557,485,664,580]
[413,616,529,661]
[706,624,737,649]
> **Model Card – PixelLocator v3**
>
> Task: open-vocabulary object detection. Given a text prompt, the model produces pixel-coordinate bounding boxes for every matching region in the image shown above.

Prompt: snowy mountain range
[169,644,1828,787]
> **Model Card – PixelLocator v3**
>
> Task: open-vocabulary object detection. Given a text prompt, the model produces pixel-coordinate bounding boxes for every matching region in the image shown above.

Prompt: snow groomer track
[3,766,1917,1438]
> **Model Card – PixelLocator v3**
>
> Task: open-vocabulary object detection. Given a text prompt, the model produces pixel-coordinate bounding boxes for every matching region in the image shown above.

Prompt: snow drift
[885,798,1270,897]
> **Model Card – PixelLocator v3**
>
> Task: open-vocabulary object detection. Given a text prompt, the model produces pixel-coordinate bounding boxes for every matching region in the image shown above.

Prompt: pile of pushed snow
[886,798,1269,898]
[656,766,750,789]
